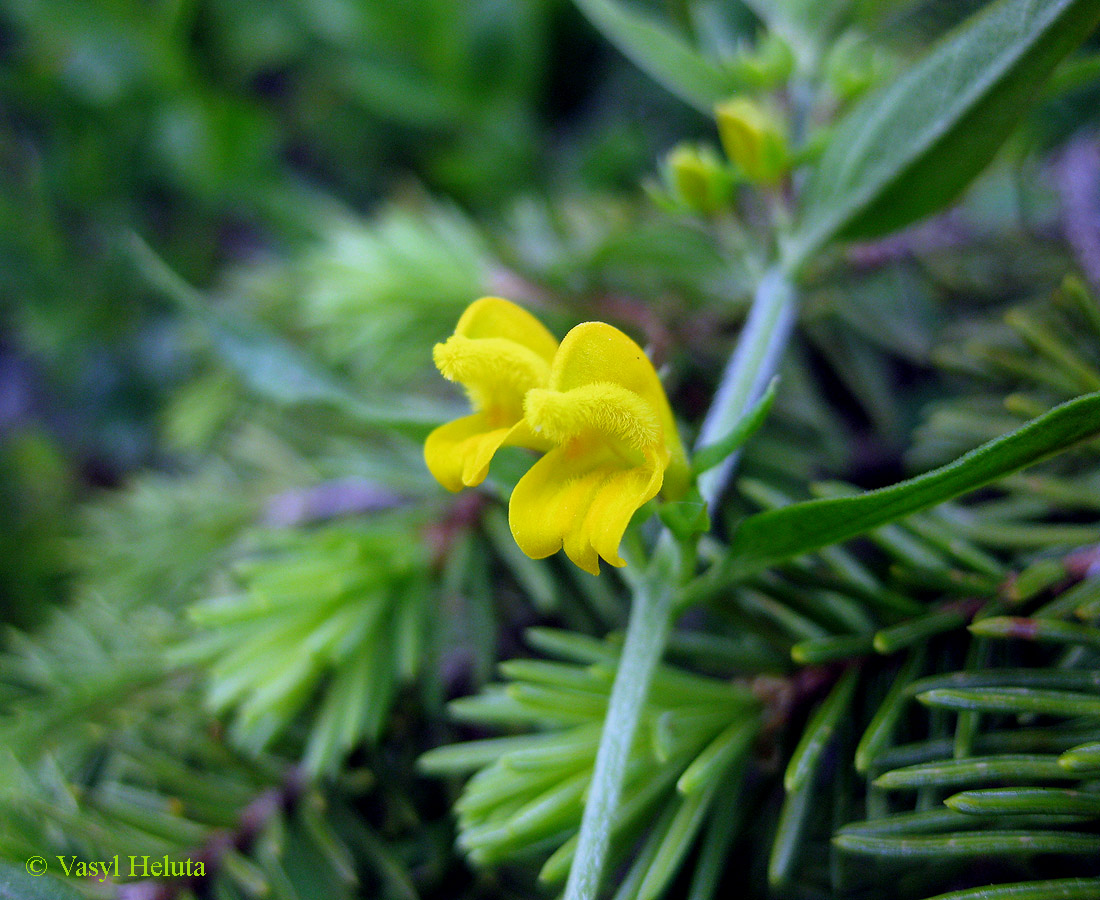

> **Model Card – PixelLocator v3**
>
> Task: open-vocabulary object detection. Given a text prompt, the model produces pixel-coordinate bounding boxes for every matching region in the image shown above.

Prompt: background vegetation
[1,0,1100,898]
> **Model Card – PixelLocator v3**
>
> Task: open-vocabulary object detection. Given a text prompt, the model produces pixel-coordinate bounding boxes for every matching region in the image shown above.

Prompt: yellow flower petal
[452,296,559,359]
[424,413,513,492]
[434,335,551,418]
[426,300,689,575]
[425,297,559,492]
[526,321,689,498]
[509,443,664,575]
[524,382,659,454]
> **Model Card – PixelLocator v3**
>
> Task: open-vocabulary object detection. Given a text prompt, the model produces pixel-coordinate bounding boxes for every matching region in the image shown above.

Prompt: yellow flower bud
[715,98,789,186]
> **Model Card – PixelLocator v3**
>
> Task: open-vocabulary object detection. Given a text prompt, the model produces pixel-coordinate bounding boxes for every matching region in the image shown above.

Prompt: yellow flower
[510,322,689,575]
[426,300,688,574]
[425,297,558,491]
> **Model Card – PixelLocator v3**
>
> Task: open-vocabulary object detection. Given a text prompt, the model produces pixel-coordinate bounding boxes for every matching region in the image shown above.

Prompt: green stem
[563,267,799,900]
[563,557,676,900]
[695,267,797,506]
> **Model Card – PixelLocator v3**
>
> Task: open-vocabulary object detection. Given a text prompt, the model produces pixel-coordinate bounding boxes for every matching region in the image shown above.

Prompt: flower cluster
[425,297,688,574]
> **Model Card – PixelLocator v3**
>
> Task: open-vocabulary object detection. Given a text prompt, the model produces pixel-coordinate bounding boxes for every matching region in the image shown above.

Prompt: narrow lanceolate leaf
[969,617,1100,650]
[856,650,925,773]
[837,808,994,837]
[923,877,1100,900]
[791,633,875,666]
[692,377,778,477]
[768,764,815,889]
[571,0,741,113]
[874,755,1074,790]
[637,775,724,900]
[0,862,87,900]
[738,0,847,50]
[873,608,970,655]
[678,718,756,795]
[907,669,1100,697]
[946,787,1100,817]
[785,668,859,791]
[1059,741,1100,772]
[724,393,1100,576]
[918,687,1100,718]
[833,831,1100,859]
[791,0,1100,263]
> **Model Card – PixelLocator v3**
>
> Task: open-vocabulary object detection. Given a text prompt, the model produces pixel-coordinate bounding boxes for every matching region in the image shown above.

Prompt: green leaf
[1060,741,1100,773]
[790,633,875,665]
[686,774,749,900]
[918,687,1100,718]
[855,650,925,773]
[969,617,1100,650]
[873,608,970,655]
[692,377,778,477]
[772,672,858,888]
[837,808,997,836]
[658,491,711,542]
[724,392,1100,576]
[677,718,756,795]
[637,772,724,900]
[875,755,1075,790]
[767,762,815,888]
[482,507,560,614]
[418,733,557,774]
[785,667,859,791]
[922,877,1100,900]
[791,0,1100,262]
[571,0,741,113]
[0,863,85,900]
[906,669,1100,697]
[872,725,1100,773]
[739,0,849,51]
[833,831,1100,859]
[945,787,1100,817]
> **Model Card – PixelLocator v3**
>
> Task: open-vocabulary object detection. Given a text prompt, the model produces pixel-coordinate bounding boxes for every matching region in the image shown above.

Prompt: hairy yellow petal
[426,300,689,575]
[549,322,663,395]
[523,382,659,451]
[425,298,560,494]
[545,322,689,498]
[581,451,664,566]
[434,335,551,415]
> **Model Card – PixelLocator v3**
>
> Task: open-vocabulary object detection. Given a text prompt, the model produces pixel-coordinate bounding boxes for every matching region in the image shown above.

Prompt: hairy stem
[563,558,676,900]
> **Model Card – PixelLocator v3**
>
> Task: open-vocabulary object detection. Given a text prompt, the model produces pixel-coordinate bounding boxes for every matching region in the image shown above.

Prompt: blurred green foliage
[0,0,699,627]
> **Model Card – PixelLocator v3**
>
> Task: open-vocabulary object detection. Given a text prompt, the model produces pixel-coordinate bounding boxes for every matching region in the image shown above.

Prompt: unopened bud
[728,32,795,89]
[825,34,893,102]
[715,98,789,186]
[664,143,733,214]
